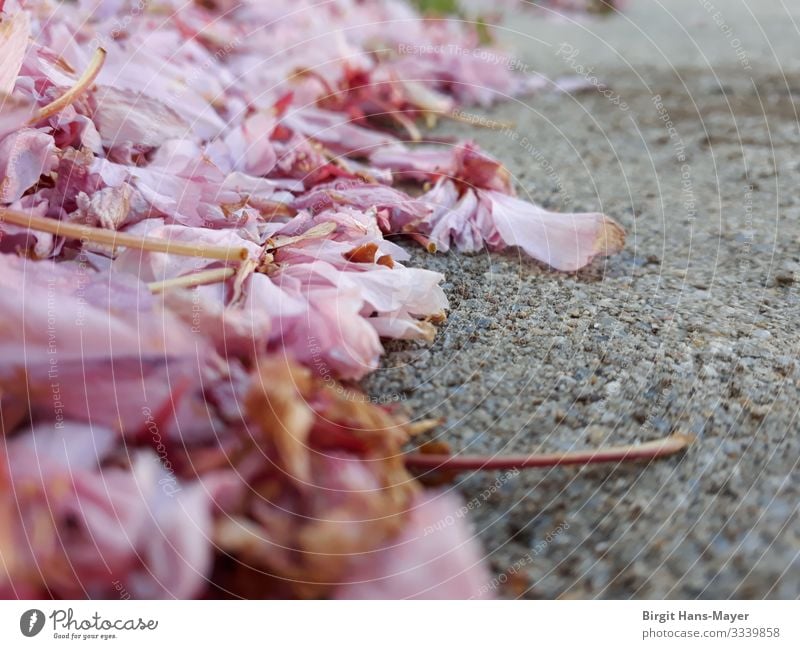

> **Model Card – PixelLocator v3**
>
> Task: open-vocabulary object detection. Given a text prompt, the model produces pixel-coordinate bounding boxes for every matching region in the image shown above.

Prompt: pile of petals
[0,0,624,599]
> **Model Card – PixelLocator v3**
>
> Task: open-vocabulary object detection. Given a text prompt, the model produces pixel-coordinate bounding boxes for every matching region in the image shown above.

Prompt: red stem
[404,433,693,472]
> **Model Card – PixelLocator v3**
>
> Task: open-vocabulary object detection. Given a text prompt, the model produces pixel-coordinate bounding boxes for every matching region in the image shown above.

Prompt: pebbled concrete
[364,0,800,598]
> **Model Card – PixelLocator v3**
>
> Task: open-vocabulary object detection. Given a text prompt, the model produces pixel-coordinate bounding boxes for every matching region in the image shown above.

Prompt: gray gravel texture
[364,0,800,598]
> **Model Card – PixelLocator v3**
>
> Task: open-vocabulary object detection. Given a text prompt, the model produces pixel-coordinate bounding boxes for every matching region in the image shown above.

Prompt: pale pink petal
[74,183,134,230]
[0,128,56,203]
[7,421,117,471]
[369,316,437,343]
[0,94,33,139]
[282,107,399,155]
[92,86,191,148]
[294,181,431,231]
[0,12,29,95]
[488,190,625,271]
[0,253,196,365]
[422,180,477,252]
[334,491,492,600]
[212,111,277,177]
[372,142,512,193]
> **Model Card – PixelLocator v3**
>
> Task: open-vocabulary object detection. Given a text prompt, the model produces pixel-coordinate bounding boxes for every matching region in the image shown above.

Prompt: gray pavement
[364,0,800,598]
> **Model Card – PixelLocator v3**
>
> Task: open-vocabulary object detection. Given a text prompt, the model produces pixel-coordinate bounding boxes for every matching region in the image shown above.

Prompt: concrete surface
[364,0,800,598]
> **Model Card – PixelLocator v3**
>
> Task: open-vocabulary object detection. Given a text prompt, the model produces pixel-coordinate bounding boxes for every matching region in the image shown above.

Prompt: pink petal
[0,94,33,139]
[334,491,492,599]
[0,12,29,95]
[0,253,196,364]
[282,107,398,156]
[0,128,56,202]
[488,190,625,271]
[91,86,191,149]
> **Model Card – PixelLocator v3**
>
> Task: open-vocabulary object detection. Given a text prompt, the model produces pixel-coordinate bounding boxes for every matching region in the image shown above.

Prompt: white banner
[0,600,797,648]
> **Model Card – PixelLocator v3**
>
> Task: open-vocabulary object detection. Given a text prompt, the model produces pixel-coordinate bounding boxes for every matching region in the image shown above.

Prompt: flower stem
[404,433,693,472]
[147,267,236,293]
[0,208,249,261]
[267,221,337,249]
[32,48,107,122]
[407,418,444,436]
[406,232,437,253]
[444,110,515,131]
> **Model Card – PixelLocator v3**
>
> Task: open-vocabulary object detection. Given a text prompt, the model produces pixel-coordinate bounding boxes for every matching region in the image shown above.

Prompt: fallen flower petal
[0,128,56,203]
[334,491,492,599]
[91,86,191,149]
[0,94,34,138]
[488,190,626,271]
[0,11,29,95]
